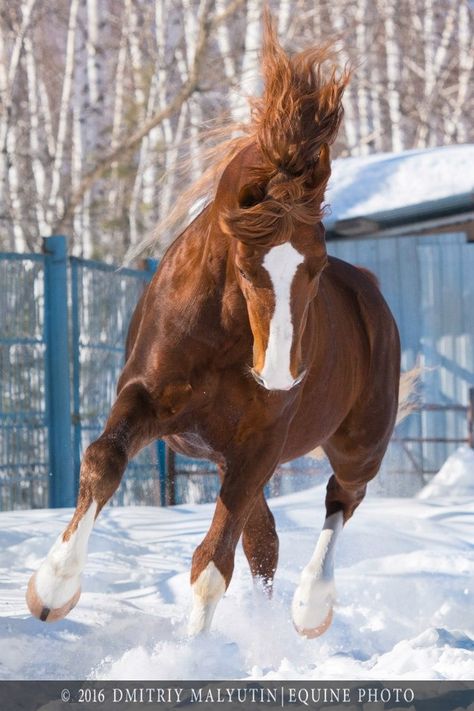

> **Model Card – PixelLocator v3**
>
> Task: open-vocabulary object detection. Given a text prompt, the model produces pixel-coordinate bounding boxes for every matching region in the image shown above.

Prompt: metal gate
[69,254,166,507]
[0,237,166,510]
[0,252,48,509]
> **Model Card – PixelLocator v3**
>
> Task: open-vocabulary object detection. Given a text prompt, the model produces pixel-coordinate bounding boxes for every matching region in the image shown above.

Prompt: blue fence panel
[328,232,473,491]
[417,235,474,472]
[0,253,49,509]
[69,256,165,506]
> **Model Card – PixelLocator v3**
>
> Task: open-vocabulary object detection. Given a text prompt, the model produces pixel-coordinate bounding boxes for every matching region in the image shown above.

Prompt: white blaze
[261,242,304,390]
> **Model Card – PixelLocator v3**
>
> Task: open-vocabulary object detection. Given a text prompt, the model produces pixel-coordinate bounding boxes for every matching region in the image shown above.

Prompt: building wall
[328,231,474,491]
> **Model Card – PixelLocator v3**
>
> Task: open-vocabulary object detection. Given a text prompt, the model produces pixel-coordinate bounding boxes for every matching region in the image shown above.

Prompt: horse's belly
[280,417,333,463]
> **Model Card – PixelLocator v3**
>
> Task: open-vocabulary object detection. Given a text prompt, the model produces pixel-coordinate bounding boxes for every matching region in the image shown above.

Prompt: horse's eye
[238,267,250,281]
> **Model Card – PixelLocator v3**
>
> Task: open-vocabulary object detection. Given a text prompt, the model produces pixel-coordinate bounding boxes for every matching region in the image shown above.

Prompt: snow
[418,446,474,501]
[326,144,474,221]
[0,447,473,680]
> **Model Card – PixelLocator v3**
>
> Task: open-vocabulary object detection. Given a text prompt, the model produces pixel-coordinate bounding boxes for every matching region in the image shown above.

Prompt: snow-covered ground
[1,447,473,681]
[327,144,474,221]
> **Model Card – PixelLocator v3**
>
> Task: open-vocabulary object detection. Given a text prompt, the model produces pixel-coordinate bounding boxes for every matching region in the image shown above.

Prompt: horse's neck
[160,211,245,344]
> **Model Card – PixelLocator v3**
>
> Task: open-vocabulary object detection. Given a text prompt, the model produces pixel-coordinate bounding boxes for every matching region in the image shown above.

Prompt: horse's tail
[396,366,423,426]
[222,11,350,247]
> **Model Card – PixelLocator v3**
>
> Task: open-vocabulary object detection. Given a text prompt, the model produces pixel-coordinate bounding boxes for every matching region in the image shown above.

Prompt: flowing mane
[221,14,349,248]
[126,11,349,261]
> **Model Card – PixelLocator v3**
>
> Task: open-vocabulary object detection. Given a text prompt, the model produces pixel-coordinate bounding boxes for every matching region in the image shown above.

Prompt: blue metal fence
[69,254,166,507]
[0,252,49,509]
[0,237,167,510]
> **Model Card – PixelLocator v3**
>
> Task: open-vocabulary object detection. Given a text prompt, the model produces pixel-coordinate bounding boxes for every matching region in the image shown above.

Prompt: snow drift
[0,447,473,680]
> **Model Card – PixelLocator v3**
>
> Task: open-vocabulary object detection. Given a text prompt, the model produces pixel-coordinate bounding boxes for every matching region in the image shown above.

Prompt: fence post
[469,387,474,449]
[143,258,159,276]
[43,236,74,508]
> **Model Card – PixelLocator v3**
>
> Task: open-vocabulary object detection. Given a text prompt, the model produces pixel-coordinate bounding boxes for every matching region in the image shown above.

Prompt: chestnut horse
[26,18,400,638]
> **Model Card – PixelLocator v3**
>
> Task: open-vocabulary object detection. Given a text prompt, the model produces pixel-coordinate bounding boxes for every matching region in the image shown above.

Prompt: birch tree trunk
[238,0,261,122]
[47,0,80,229]
[327,3,358,153]
[449,2,473,143]
[355,0,370,155]
[24,36,48,235]
[383,0,403,151]
[0,0,37,249]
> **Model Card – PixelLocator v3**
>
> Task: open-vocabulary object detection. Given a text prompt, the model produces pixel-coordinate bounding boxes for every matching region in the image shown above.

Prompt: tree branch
[53,0,221,234]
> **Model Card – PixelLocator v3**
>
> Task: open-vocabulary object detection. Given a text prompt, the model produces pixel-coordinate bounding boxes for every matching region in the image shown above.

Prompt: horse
[26,15,401,638]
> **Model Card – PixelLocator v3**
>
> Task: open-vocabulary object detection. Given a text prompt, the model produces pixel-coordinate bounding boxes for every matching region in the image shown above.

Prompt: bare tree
[0,0,472,259]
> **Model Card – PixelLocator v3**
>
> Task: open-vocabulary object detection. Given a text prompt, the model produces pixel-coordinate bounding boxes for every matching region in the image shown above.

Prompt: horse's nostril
[252,370,266,387]
[294,369,307,386]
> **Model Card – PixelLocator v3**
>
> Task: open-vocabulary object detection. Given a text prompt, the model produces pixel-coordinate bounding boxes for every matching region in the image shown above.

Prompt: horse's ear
[238,181,266,209]
[311,143,331,188]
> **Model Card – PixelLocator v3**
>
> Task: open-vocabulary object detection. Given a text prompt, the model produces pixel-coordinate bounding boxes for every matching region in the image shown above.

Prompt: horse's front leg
[215,466,279,595]
[26,382,159,622]
[291,454,381,638]
[188,434,283,636]
[291,501,344,638]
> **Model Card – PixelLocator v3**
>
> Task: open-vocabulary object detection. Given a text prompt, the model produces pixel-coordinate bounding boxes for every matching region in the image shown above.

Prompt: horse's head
[217,142,331,392]
[235,229,327,392]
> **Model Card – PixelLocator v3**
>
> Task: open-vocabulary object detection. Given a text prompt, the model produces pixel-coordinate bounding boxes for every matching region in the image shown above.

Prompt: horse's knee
[79,436,127,510]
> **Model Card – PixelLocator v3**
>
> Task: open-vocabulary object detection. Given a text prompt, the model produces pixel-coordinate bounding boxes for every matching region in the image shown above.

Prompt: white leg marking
[261,243,304,391]
[188,562,226,636]
[292,511,343,633]
[35,502,97,609]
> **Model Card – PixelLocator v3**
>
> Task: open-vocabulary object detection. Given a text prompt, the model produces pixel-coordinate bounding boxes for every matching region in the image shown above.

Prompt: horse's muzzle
[251,368,307,391]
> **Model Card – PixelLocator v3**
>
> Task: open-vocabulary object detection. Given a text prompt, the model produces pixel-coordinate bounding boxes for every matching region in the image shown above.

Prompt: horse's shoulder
[325,256,380,295]
[324,255,397,332]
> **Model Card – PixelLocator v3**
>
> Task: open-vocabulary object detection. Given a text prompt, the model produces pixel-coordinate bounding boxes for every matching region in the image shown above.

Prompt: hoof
[294,607,333,638]
[26,572,81,623]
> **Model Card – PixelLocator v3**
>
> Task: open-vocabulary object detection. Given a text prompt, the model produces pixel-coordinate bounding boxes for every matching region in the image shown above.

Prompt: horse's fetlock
[192,561,226,601]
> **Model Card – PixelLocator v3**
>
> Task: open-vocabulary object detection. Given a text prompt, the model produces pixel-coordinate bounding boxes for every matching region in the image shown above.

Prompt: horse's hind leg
[242,493,279,593]
[26,382,159,622]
